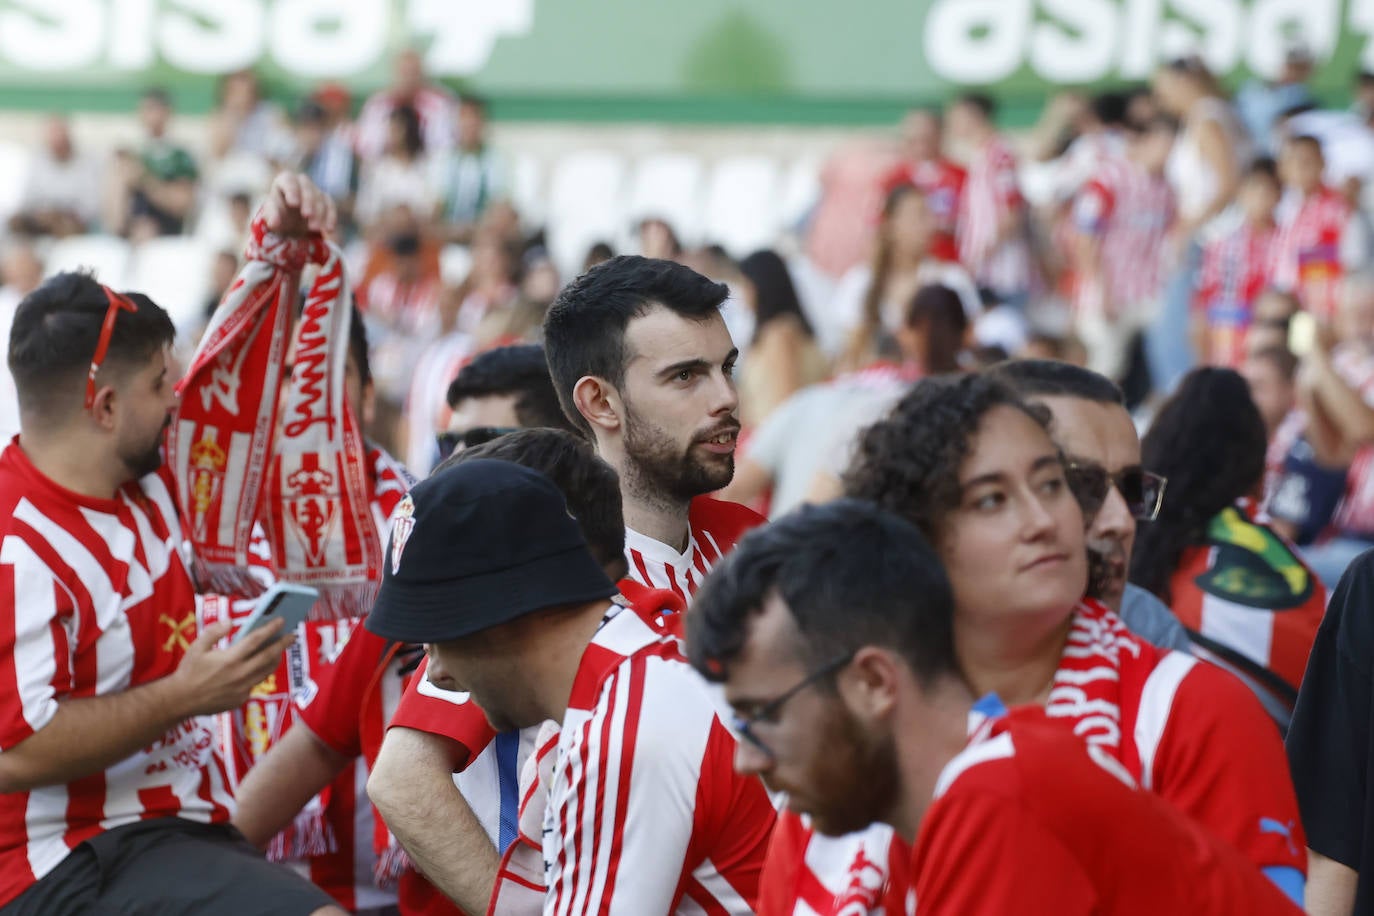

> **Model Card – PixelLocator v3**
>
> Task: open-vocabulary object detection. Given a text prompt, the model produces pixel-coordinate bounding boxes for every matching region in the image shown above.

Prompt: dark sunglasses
[435,426,522,460]
[1067,461,1167,522]
[731,651,854,759]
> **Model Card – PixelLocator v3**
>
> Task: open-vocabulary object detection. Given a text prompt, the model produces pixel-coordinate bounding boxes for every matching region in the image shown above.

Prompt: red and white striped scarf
[261,244,382,620]
[1043,599,1142,759]
[171,217,315,594]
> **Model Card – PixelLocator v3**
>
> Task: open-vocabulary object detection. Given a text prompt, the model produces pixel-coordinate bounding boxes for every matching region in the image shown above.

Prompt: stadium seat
[0,141,30,224]
[44,234,133,291]
[509,152,545,231]
[625,152,706,248]
[545,150,629,278]
[780,155,824,236]
[703,155,784,259]
[128,236,215,337]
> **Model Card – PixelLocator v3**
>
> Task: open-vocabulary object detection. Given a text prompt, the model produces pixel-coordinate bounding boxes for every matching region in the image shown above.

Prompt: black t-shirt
[1287,546,1374,910]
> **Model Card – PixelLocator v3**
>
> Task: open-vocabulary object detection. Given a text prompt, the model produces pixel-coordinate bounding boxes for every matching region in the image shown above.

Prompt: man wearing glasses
[687,501,1304,915]
[988,359,1192,653]
[0,187,347,912]
[365,459,775,914]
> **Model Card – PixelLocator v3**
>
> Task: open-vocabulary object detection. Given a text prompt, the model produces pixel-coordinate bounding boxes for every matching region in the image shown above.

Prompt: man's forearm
[0,677,190,793]
[232,724,349,847]
[1306,849,1357,916]
[369,727,499,914]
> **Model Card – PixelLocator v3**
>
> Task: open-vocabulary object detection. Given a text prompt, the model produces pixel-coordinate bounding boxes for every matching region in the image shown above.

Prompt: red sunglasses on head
[86,286,138,410]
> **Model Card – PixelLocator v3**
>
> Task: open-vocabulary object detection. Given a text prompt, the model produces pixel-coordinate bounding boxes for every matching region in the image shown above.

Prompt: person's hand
[1315,321,1340,357]
[260,172,337,238]
[168,618,295,718]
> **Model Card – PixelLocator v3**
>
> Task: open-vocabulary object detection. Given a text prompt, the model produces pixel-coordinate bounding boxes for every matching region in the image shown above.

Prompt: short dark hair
[1091,91,1128,129]
[436,428,626,577]
[8,272,175,418]
[446,343,577,434]
[687,500,958,688]
[1246,156,1281,184]
[389,104,424,157]
[1285,133,1324,156]
[986,359,1125,405]
[954,92,996,121]
[542,255,729,435]
[843,374,1050,539]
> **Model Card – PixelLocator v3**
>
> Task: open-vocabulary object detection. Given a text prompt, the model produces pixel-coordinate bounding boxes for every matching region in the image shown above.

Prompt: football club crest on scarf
[391,494,416,575]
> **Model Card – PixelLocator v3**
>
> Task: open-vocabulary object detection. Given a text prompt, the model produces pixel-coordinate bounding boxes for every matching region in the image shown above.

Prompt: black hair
[459,93,489,113]
[1091,91,1129,129]
[542,255,729,435]
[1285,133,1324,156]
[437,428,626,578]
[954,92,996,121]
[986,359,1125,405]
[738,249,813,344]
[1359,71,1374,89]
[687,499,957,688]
[8,272,175,418]
[389,104,424,158]
[445,343,578,434]
[348,306,372,388]
[141,87,172,108]
[843,373,1051,539]
[1245,156,1281,184]
[1129,368,1269,603]
[904,284,967,375]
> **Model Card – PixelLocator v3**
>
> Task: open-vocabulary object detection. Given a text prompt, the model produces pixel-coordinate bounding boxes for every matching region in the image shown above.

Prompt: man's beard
[622,404,735,506]
[1085,538,1127,609]
[794,704,901,838]
[120,420,169,481]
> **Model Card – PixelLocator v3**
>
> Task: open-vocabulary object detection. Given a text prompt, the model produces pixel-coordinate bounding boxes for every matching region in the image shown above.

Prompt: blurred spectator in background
[1355,71,1374,122]
[1150,56,1251,393]
[1132,367,1326,729]
[583,241,616,273]
[879,108,965,261]
[197,250,240,338]
[355,48,455,163]
[1242,344,1302,509]
[638,216,683,261]
[206,69,291,164]
[1193,159,1282,368]
[947,92,1037,308]
[1237,44,1317,155]
[895,283,971,377]
[452,231,521,340]
[803,138,902,279]
[1018,330,1089,366]
[291,100,358,231]
[1273,134,1370,323]
[402,286,473,474]
[8,115,101,237]
[355,105,435,231]
[735,249,827,429]
[1071,114,1176,381]
[106,88,199,240]
[519,246,561,308]
[0,242,42,442]
[433,95,508,244]
[833,183,980,368]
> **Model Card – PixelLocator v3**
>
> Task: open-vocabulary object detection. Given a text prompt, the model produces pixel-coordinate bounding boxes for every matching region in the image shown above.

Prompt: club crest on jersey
[391,494,416,575]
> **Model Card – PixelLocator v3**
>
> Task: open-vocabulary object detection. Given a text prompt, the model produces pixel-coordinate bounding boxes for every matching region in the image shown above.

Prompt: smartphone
[231,582,319,646]
[1288,311,1317,359]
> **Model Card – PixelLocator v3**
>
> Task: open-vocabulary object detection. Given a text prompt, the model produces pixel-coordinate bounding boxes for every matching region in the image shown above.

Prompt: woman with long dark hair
[757,373,1304,911]
[1130,367,1326,725]
[735,249,828,429]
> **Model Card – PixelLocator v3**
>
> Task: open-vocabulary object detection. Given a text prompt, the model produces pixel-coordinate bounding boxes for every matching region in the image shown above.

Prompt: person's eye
[675,368,694,383]
[1039,476,1066,496]
[723,361,737,378]
[972,492,1005,512]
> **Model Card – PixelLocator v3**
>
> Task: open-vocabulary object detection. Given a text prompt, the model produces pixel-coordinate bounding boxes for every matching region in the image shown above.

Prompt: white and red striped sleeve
[544,653,764,915]
[0,533,71,751]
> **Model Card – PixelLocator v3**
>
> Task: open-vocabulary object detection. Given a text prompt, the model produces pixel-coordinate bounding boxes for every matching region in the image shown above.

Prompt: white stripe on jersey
[692,858,753,913]
[1199,588,1275,673]
[23,786,69,881]
[933,732,1015,799]
[2,537,61,732]
[1133,652,1197,790]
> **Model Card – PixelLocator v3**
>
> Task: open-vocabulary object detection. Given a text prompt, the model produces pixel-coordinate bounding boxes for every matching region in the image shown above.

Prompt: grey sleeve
[1118,584,1194,655]
[743,391,805,473]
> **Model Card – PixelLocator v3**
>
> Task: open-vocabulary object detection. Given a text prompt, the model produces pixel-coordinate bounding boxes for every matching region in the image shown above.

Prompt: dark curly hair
[1128,368,1269,603]
[842,374,1053,537]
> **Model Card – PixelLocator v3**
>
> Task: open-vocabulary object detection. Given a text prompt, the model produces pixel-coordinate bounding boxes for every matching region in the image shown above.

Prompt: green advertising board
[0,0,1368,124]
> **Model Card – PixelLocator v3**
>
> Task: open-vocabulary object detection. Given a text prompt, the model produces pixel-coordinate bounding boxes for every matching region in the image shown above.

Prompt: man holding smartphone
[0,178,345,915]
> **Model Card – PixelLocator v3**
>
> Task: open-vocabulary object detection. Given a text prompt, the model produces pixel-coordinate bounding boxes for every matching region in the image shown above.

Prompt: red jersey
[1273,185,1353,323]
[879,158,967,262]
[1194,220,1279,367]
[354,86,456,162]
[758,601,1305,914]
[907,706,1302,915]
[0,443,235,908]
[624,496,764,603]
[1071,155,1175,317]
[1169,501,1327,703]
[957,136,1034,297]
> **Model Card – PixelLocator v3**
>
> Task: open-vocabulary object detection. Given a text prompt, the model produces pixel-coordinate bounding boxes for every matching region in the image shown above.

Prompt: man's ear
[571,375,623,435]
[88,383,119,430]
[842,646,902,723]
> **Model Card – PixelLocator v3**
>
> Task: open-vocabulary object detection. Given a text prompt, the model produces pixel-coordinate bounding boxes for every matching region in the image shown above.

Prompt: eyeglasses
[86,286,139,410]
[1066,461,1168,522]
[435,426,523,460]
[731,651,854,758]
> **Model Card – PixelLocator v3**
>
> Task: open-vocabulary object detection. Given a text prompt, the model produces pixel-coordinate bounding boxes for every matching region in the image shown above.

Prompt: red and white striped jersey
[1194,219,1279,368]
[957,136,1035,298]
[1326,345,1374,536]
[0,441,235,908]
[879,158,967,262]
[1071,155,1175,317]
[354,87,456,162]
[543,602,776,914]
[1272,186,1355,323]
[758,602,1305,914]
[625,496,764,602]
